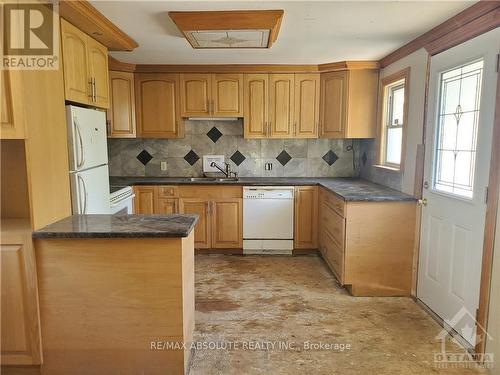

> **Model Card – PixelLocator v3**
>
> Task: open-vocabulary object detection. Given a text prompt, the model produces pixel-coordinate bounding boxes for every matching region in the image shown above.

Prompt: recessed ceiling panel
[186,30,270,48]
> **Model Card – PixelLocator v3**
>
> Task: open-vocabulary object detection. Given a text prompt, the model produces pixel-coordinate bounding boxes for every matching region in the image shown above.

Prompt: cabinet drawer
[321,189,345,217]
[321,202,345,248]
[323,229,344,282]
[157,186,178,198]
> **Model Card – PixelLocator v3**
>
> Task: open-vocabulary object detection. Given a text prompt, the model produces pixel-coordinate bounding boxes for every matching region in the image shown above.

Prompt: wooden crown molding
[168,10,284,48]
[106,60,379,74]
[379,1,500,68]
[59,1,138,52]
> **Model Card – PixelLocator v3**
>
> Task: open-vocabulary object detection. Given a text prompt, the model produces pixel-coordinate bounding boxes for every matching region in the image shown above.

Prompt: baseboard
[194,248,319,256]
[292,248,320,255]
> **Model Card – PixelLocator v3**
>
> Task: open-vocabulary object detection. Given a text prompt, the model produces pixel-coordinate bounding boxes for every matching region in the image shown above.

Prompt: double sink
[185,177,239,182]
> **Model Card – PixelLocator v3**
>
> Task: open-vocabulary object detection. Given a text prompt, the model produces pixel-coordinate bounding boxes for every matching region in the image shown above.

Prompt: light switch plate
[160,161,167,171]
[203,155,225,172]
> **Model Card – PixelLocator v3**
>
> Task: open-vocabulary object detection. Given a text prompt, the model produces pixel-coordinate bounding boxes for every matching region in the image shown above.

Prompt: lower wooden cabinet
[294,186,318,249]
[318,187,416,296]
[133,186,155,214]
[179,199,211,249]
[155,198,179,214]
[1,219,42,365]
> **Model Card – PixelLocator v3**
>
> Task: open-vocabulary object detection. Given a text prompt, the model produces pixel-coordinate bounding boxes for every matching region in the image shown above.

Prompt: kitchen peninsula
[32,214,198,375]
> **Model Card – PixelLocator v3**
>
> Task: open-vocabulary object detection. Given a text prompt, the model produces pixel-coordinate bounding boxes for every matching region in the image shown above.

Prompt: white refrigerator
[66,105,110,214]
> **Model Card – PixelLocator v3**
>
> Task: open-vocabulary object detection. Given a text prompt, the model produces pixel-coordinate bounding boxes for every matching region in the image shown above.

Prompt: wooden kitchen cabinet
[243,73,319,139]
[180,73,211,117]
[294,186,318,249]
[318,187,415,296]
[319,69,378,138]
[155,198,179,214]
[179,199,212,249]
[107,71,136,138]
[61,18,110,109]
[294,74,320,138]
[1,70,25,139]
[1,219,42,365]
[212,199,243,248]
[180,73,243,118]
[211,74,243,117]
[269,74,295,138]
[243,74,269,138]
[135,73,184,138]
[133,186,155,214]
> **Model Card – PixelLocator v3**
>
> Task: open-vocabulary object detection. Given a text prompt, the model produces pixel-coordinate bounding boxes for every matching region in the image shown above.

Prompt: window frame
[376,68,410,171]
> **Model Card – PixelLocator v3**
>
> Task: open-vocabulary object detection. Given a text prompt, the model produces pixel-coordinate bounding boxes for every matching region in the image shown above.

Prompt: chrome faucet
[210,161,237,178]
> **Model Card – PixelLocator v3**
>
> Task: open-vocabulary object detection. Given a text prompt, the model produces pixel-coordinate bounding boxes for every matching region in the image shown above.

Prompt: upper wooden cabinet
[243,74,269,138]
[180,73,243,117]
[180,73,211,117]
[107,71,136,138]
[269,74,295,138]
[1,70,25,139]
[319,69,378,138]
[243,73,320,139]
[211,74,243,117]
[135,73,184,138]
[294,74,320,138]
[61,18,109,109]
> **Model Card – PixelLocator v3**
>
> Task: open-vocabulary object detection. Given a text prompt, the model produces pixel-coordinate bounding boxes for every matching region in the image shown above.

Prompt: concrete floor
[190,255,490,375]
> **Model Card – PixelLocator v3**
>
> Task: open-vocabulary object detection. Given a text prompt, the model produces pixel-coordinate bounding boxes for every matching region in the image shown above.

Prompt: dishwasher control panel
[243,187,294,199]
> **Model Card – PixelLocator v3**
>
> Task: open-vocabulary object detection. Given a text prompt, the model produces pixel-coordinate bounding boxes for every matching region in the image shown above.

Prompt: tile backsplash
[108,120,361,178]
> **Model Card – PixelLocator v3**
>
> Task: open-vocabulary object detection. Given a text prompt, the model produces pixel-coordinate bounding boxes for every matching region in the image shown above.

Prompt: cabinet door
[135,73,183,138]
[107,71,136,138]
[294,186,318,249]
[269,74,294,138]
[243,74,268,138]
[212,199,242,249]
[86,36,110,109]
[1,70,25,139]
[155,198,178,214]
[179,199,211,249]
[294,74,320,138]
[61,19,90,105]
[212,74,243,117]
[180,73,211,117]
[133,186,155,214]
[1,239,42,365]
[320,71,347,138]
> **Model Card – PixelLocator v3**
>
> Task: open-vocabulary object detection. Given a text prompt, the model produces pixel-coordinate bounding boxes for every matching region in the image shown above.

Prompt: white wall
[487,191,500,374]
[360,48,428,195]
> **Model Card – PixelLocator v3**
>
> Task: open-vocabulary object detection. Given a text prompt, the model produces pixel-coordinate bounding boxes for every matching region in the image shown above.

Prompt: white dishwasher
[243,186,294,254]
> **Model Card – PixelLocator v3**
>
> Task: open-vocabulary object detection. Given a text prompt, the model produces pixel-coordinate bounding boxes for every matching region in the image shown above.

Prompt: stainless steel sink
[186,177,217,182]
[216,177,239,182]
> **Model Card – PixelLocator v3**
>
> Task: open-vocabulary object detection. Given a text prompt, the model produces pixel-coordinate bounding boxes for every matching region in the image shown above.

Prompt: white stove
[109,186,135,215]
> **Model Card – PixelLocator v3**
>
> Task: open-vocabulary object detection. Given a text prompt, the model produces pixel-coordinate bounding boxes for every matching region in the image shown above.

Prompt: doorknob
[418,198,428,206]
[423,181,429,189]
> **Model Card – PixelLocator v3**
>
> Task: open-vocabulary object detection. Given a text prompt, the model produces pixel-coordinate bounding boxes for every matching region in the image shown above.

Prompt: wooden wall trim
[108,56,136,72]
[476,48,500,356]
[426,7,500,56]
[107,60,380,74]
[379,2,500,68]
[59,0,138,51]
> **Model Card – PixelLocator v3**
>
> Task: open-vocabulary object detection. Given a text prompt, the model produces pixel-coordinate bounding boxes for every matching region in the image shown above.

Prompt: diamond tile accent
[184,150,200,166]
[230,150,246,166]
[136,149,153,165]
[322,150,339,166]
[276,150,292,166]
[361,151,368,166]
[206,126,223,143]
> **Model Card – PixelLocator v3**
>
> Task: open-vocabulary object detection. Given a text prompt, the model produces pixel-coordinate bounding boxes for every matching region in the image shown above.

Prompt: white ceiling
[91,1,474,65]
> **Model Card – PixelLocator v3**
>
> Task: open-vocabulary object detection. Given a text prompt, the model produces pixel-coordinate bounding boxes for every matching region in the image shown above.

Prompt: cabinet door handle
[93,77,97,102]
[88,78,93,100]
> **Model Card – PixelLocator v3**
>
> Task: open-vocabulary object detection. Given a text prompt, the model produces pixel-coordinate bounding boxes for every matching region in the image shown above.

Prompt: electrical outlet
[160,161,167,171]
[264,162,273,171]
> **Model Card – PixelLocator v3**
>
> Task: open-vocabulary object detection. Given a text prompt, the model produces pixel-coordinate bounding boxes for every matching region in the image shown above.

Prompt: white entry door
[417,28,499,347]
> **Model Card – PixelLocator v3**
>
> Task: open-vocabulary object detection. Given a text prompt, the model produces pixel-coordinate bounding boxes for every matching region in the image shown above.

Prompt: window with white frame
[379,70,409,169]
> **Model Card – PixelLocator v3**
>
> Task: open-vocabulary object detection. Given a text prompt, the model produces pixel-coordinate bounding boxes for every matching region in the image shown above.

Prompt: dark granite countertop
[32,214,199,239]
[109,176,416,202]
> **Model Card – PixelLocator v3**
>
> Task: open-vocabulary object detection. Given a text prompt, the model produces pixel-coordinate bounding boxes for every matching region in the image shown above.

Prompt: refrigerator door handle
[77,175,84,213]
[81,176,88,214]
[74,116,85,169]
